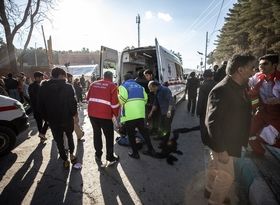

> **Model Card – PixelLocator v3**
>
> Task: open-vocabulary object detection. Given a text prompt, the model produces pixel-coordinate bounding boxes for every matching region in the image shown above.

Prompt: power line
[211,0,225,39]
[183,0,218,34]
[197,0,232,33]
[207,0,234,45]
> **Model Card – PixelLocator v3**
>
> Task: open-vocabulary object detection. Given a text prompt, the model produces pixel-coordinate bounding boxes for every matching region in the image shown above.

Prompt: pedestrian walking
[118,73,156,159]
[38,67,78,169]
[196,69,216,145]
[28,71,49,142]
[87,71,120,166]
[66,72,84,141]
[185,71,200,116]
[74,78,83,104]
[204,54,255,205]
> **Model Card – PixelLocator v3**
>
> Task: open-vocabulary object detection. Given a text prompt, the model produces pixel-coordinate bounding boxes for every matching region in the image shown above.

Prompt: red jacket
[86,79,119,119]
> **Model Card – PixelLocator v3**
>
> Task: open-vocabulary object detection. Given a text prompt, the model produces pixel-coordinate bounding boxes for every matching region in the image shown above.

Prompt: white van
[0,95,29,156]
[99,39,186,103]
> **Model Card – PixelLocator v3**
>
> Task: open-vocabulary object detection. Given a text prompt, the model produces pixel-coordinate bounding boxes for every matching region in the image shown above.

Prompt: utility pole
[204,31,208,71]
[136,14,140,47]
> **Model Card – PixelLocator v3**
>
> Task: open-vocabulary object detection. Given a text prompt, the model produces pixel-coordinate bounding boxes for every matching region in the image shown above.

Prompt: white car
[0,95,29,156]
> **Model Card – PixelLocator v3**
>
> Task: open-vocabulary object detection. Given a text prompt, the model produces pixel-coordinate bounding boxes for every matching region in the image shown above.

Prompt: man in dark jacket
[214,61,227,83]
[148,81,175,145]
[28,71,48,142]
[197,69,216,145]
[39,67,78,168]
[185,71,200,116]
[204,54,255,204]
[4,73,20,101]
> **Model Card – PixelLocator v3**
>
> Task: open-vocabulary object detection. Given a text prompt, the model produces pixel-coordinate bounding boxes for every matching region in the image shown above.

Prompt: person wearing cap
[28,71,49,142]
[197,69,217,146]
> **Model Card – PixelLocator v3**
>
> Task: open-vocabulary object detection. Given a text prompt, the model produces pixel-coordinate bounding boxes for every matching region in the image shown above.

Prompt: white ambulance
[99,39,186,103]
[0,95,29,156]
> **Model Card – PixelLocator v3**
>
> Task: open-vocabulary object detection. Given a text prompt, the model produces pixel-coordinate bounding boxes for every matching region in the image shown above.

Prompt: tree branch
[11,0,32,38]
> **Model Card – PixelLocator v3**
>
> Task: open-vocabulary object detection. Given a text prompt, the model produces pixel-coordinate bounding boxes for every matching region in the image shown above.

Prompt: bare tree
[0,0,55,73]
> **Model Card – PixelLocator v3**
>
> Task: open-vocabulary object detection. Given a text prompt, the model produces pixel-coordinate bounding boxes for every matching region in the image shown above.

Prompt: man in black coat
[28,71,48,142]
[4,73,20,101]
[214,61,227,83]
[185,71,200,116]
[205,54,255,204]
[196,69,216,146]
[39,67,78,168]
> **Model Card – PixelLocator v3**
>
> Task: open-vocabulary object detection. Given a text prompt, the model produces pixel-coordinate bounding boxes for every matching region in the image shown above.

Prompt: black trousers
[199,115,209,146]
[187,96,197,115]
[34,112,48,135]
[124,118,154,154]
[159,112,174,144]
[49,123,74,161]
[89,117,114,161]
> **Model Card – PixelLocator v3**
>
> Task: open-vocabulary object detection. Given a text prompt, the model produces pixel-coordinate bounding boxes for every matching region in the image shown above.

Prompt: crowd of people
[1,52,279,204]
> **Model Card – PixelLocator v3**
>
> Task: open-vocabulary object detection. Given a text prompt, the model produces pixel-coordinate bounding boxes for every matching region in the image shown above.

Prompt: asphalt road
[0,100,239,205]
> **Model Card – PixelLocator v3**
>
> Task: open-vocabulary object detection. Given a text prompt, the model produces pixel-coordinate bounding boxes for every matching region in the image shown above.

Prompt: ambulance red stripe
[0,105,17,112]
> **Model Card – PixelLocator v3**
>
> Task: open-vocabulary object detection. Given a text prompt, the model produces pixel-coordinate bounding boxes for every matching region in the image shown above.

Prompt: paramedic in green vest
[118,73,156,159]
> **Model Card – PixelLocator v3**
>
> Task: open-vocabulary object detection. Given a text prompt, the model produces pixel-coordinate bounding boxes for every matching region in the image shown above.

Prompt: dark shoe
[128,152,140,159]
[142,149,156,157]
[70,155,77,164]
[63,160,70,169]
[107,155,120,166]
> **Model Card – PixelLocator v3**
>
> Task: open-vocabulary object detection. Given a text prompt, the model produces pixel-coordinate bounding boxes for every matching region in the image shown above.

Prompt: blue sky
[14,0,237,69]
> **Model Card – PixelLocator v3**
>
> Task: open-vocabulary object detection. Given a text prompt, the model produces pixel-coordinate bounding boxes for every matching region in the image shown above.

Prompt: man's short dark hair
[144,69,153,75]
[259,54,279,65]
[203,69,213,78]
[34,71,44,78]
[51,67,66,78]
[104,71,113,79]
[148,80,160,87]
[66,72,73,78]
[137,69,145,79]
[190,71,196,77]
[7,73,12,78]
[123,73,133,81]
[226,53,256,75]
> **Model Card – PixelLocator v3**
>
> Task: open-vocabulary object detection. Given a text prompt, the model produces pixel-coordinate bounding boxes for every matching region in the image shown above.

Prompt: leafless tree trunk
[0,0,54,73]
